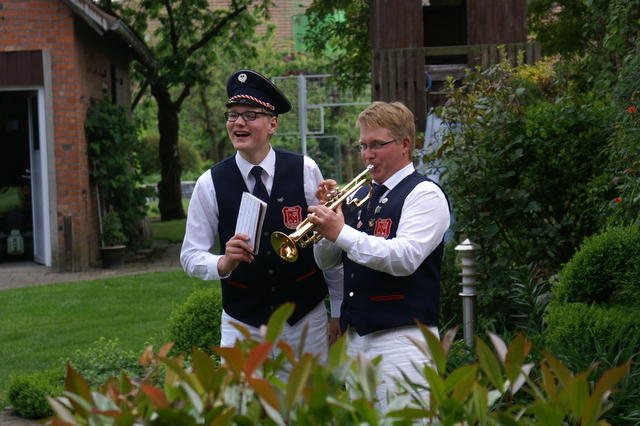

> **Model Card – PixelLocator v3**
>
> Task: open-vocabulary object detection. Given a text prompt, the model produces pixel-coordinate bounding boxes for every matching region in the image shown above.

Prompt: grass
[150,218,187,243]
[0,270,214,400]
[146,199,190,220]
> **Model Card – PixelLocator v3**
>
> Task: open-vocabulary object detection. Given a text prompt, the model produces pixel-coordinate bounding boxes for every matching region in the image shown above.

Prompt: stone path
[0,243,182,291]
[0,409,40,426]
[0,243,183,425]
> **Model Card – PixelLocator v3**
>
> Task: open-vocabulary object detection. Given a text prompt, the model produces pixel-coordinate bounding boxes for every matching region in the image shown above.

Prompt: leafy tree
[178,36,368,182]
[304,0,370,95]
[100,0,273,221]
[528,0,640,90]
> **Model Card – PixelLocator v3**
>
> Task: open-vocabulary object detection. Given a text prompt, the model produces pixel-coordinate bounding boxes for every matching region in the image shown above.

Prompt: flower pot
[100,245,126,268]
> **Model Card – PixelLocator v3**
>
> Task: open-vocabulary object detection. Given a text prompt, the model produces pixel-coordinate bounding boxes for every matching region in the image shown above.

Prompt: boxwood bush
[544,302,640,424]
[553,225,640,306]
[66,337,145,387]
[168,287,222,356]
[7,369,62,419]
[544,303,640,358]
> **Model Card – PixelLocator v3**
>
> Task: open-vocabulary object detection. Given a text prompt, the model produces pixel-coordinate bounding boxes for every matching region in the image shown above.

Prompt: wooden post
[63,215,73,272]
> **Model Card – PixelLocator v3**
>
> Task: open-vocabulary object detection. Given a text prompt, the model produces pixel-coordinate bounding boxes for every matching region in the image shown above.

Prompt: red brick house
[0,0,152,270]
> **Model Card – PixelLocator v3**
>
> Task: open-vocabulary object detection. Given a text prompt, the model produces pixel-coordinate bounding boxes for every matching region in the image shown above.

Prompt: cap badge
[238,73,247,83]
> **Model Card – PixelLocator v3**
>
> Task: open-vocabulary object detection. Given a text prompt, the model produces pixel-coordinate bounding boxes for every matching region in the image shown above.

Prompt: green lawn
[146,199,191,220]
[0,270,214,399]
[150,218,187,242]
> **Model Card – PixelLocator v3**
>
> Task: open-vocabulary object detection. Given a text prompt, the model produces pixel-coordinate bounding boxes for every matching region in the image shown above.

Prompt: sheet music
[235,192,267,255]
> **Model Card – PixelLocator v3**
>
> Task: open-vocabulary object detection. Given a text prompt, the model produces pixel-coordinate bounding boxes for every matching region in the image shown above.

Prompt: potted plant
[100,210,127,268]
[86,99,152,265]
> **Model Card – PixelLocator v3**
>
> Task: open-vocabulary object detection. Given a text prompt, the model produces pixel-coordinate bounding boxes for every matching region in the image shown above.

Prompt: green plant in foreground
[47,304,630,425]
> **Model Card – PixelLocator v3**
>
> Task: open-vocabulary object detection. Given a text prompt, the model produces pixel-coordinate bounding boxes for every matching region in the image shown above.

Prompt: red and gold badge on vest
[282,206,303,230]
[373,218,392,238]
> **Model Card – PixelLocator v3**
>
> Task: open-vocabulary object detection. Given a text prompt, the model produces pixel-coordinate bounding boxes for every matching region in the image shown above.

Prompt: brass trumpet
[271,164,374,262]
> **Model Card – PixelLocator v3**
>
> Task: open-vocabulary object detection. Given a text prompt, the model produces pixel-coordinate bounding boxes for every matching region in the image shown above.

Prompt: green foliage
[86,99,151,242]
[0,270,209,398]
[553,226,640,306]
[606,61,640,226]
[543,304,640,423]
[149,218,186,242]
[139,134,204,178]
[304,0,370,95]
[507,264,552,336]
[545,304,640,360]
[436,59,613,332]
[7,369,62,419]
[101,210,127,246]
[528,0,640,92]
[48,307,631,425]
[545,226,640,422]
[168,288,223,357]
[65,337,145,387]
[438,241,463,330]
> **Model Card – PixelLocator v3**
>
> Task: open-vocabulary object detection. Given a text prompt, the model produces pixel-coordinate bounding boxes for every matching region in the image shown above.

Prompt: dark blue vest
[340,172,448,335]
[211,149,327,327]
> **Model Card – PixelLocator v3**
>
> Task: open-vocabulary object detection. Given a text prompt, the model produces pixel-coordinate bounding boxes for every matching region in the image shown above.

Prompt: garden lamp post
[455,238,480,349]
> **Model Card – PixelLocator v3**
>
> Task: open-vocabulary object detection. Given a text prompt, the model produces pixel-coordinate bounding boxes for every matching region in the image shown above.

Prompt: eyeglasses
[225,111,274,122]
[358,139,397,152]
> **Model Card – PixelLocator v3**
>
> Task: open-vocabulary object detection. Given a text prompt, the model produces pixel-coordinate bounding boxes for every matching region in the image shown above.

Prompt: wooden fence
[372,42,542,129]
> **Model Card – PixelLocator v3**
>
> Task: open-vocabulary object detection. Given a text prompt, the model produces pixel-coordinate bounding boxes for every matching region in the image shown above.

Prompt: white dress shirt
[181,147,343,315]
[313,163,450,276]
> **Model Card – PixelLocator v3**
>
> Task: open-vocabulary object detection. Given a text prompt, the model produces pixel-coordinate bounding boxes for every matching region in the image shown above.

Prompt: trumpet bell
[271,231,298,262]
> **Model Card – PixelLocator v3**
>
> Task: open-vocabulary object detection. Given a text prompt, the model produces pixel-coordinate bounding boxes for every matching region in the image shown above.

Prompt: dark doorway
[0,91,34,262]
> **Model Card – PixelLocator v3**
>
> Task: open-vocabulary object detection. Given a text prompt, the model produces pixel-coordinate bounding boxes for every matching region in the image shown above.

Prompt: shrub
[7,369,62,419]
[553,226,640,306]
[507,263,552,336]
[65,337,145,387]
[48,305,631,425]
[436,61,612,333]
[544,303,640,424]
[438,241,462,329]
[545,303,640,358]
[101,210,127,246]
[168,288,222,356]
[606,70,640,227]
[85,99,152,244]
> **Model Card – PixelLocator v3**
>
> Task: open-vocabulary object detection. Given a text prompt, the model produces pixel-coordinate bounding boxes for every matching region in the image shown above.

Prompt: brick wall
[210,0,312,46]
[0,0,132,270]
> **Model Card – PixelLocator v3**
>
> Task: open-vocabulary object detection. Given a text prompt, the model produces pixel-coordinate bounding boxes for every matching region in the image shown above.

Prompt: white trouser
[347,325,438,412]
[220,301,329,364]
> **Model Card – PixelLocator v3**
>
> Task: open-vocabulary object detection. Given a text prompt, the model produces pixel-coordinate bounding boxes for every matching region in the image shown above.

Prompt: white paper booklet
[235,192,267,255]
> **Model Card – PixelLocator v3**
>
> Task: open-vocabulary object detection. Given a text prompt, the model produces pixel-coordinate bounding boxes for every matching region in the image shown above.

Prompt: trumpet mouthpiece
[366,164,374,170]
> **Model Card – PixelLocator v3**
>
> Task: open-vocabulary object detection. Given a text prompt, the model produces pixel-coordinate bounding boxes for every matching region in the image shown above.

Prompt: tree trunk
[152,82,185,221]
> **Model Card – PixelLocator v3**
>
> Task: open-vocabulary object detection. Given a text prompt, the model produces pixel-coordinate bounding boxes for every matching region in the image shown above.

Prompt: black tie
[250,166,269,202]
[368,183,388,213]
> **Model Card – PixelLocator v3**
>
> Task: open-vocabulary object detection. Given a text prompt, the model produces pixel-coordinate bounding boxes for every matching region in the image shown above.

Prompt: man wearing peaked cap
[181,69,343,369]
[226,69,291,115]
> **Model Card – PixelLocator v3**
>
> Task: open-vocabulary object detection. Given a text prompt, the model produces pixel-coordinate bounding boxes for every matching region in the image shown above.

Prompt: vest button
[271,286,276,292]
[268,269,274,275]
[264,231,270,237]
[350,273,355,279]
[349,291,354,297]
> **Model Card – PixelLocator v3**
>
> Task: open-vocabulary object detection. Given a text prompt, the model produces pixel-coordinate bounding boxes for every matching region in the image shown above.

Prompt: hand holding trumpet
[270,165,372,262]
[315,179,338,204]
[307,203,344,243]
